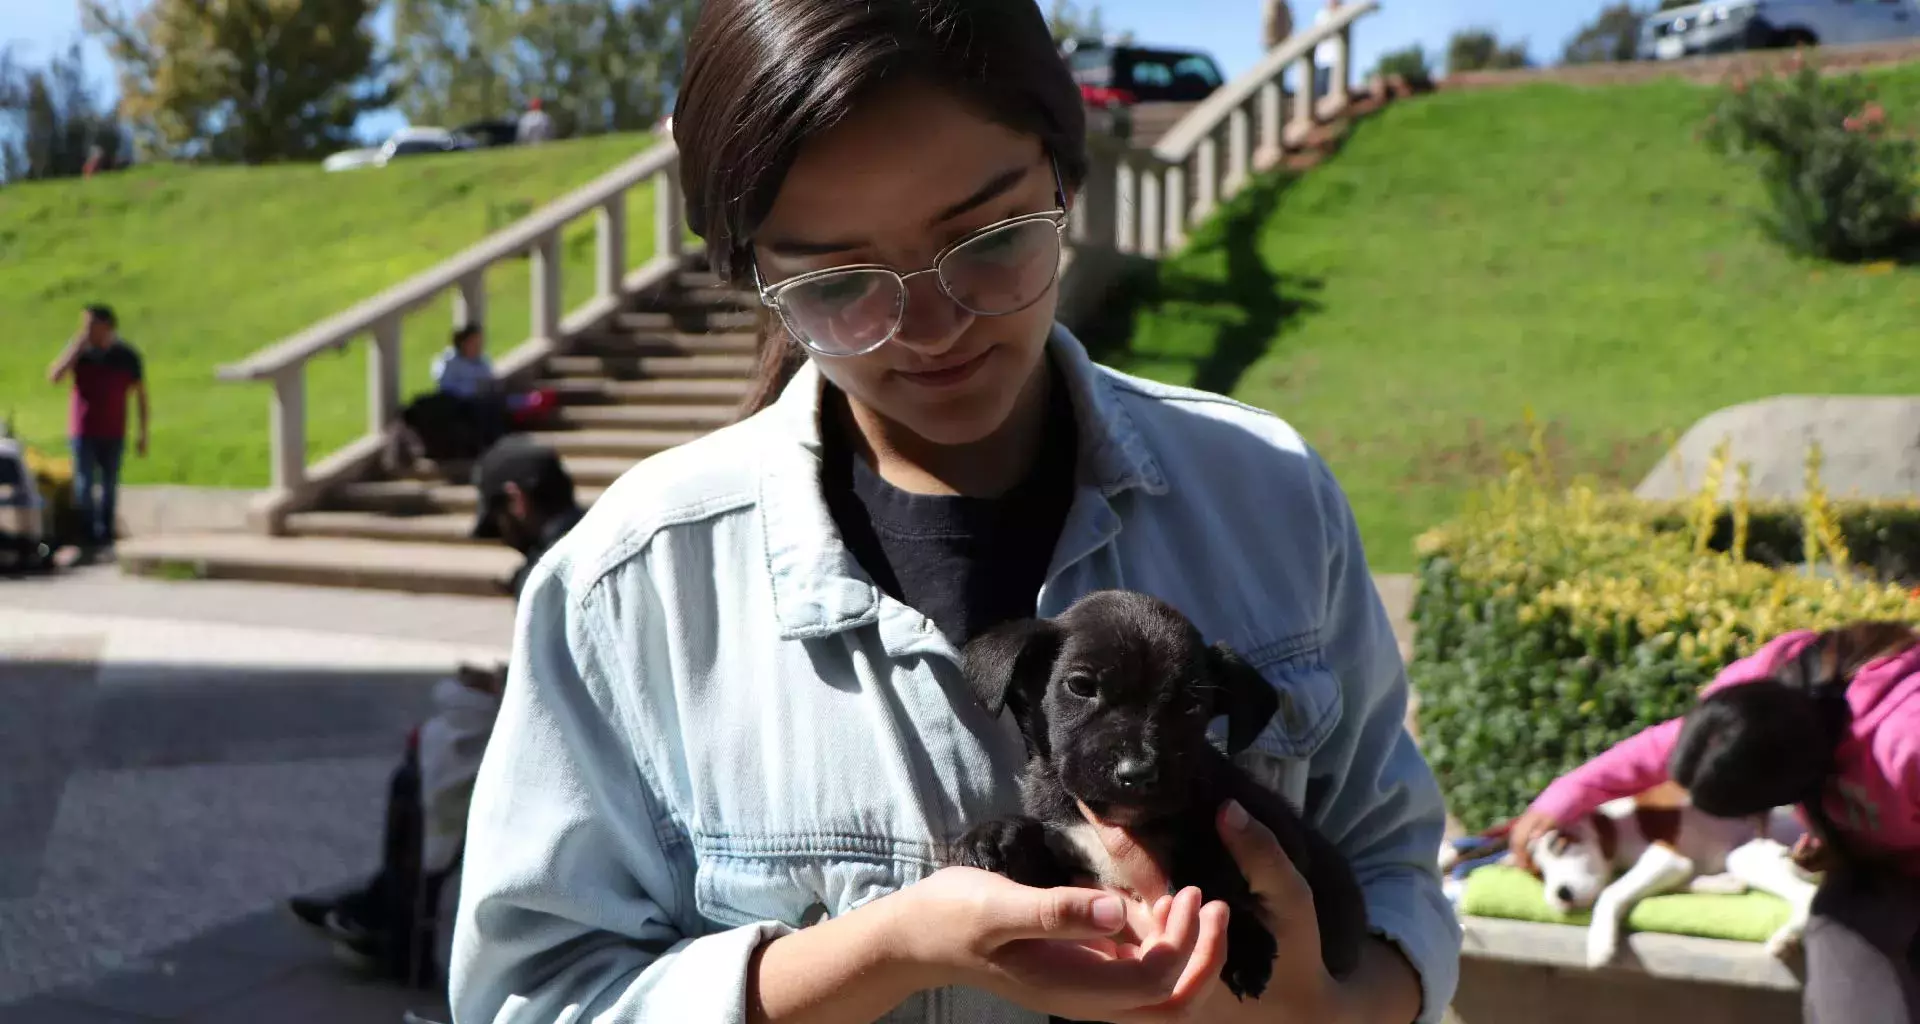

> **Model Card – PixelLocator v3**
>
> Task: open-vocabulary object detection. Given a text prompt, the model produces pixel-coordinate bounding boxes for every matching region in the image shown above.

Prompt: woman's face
[753,81,1066,447]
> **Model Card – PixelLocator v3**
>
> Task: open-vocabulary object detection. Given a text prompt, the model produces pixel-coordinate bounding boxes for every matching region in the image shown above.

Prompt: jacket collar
[756,324,1168,641]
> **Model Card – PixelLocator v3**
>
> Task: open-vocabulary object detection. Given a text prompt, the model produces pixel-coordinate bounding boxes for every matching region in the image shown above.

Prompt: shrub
[1410,429,1920,831]
[1374,46,1435,92]
[1702,57,1920,262]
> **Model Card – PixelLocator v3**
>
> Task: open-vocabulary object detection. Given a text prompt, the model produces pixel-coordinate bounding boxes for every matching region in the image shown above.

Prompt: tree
[1563,4,1647,65]
[1048,0,1107,46]
[0,42,128,182]
[390,0,699,140]
[82,0,392,164]
[1446,28,1531,75]
[1373,45,1435,91]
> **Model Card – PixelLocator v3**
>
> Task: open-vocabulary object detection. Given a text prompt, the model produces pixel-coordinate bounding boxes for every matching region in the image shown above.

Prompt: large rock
[1636,396,1920,502]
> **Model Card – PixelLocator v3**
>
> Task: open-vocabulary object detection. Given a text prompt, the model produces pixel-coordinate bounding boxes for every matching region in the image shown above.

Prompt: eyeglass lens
[777,217,1062,355]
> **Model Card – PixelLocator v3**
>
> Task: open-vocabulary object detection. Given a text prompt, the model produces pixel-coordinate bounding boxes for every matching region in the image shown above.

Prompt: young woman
[448,1,1460,1021]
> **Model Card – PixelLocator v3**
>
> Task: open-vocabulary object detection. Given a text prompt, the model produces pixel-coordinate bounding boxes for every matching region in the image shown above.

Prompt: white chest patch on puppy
[1057,821,1128,890]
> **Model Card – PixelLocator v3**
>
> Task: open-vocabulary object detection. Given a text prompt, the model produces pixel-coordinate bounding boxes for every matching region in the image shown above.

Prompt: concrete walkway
[0,567,503,1022]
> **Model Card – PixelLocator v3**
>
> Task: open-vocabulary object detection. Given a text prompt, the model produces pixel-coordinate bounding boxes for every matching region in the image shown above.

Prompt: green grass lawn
[1093,66,1920,572]
[0,133,664,487]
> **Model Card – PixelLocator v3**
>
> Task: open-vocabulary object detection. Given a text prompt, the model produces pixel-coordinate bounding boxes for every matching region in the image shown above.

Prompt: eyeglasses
[753,171,1070,358]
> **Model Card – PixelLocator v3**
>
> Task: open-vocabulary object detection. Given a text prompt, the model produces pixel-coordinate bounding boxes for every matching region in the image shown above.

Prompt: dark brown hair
[673,0,1090,419]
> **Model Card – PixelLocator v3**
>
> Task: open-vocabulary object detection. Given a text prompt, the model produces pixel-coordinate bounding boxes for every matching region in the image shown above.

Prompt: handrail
[1151,0,1378,163]
[218,141,679,382]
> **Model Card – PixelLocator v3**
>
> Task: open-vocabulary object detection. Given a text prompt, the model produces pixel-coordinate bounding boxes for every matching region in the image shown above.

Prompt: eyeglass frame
[751,159,1072,358]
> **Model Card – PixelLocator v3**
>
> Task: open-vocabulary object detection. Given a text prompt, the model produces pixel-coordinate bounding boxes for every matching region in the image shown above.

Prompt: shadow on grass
[1075,171,1324,398]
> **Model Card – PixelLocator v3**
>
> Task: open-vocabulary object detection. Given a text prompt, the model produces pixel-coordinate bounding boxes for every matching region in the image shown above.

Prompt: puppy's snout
[1112,756,1159,789]
[1554,885,1576,905]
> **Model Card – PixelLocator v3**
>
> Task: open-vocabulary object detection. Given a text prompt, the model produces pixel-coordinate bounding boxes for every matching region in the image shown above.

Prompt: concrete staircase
[119,269,759,597]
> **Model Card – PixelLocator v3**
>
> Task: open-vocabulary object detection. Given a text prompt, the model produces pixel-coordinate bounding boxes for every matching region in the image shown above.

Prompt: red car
[1063,39,1228,109]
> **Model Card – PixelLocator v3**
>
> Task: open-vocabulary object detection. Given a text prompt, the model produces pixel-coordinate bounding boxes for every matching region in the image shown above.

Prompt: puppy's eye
[1065,674,1097,699]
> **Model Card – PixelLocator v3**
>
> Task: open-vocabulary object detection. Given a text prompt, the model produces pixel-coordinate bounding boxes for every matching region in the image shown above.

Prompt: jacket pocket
[1237,631,1344,763]
[690,831,937,931]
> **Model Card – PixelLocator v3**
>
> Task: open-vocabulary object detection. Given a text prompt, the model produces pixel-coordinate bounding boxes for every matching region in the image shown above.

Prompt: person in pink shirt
[1509,623,1920,1022]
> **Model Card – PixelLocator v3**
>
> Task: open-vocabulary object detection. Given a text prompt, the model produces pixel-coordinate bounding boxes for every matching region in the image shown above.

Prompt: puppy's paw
[1764,921,1805,960]
[1220,909,1276,1000]
[954,817,1068,889]
[1584,917,1622,969]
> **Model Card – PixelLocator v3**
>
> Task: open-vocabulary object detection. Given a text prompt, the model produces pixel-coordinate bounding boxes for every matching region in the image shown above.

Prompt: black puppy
[1671,620,1919,868]
[955,590,1369,1001]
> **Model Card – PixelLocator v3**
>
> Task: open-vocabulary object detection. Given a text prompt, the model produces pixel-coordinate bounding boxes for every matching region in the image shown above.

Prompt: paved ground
[0,565,510,1022]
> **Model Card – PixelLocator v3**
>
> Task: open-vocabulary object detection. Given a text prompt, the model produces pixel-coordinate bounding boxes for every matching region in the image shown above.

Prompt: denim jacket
[449,327,1462,1023]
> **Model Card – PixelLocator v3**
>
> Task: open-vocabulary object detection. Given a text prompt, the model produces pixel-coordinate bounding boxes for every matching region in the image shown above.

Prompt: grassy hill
[0,133,662,487]
[1095,65,1920,572]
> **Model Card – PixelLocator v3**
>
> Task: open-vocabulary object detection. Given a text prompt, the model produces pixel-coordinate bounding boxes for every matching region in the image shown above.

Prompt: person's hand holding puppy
[880,865,1231,1021]
[1075,800,1352,1023]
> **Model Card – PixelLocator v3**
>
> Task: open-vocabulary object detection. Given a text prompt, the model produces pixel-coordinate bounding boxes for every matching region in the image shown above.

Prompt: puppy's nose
[1112,757,1158,788]
[1554,885,1575,904]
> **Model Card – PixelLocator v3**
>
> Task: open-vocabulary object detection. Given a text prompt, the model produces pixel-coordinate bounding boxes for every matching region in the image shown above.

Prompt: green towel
[1461,865,1792,943]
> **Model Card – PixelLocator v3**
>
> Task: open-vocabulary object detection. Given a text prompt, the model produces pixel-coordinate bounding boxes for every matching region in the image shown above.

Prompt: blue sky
[4,0,1606,143]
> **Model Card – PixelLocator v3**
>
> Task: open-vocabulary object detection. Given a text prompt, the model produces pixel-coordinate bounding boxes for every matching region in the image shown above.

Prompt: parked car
[453,119,521,149]
[0,437,52,572]
[322,127,477,173]
[1062,39,1228,108]
[1639,0,1920,60]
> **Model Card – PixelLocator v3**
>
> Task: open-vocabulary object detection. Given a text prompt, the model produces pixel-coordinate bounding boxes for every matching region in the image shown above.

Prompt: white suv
[1640,0,1920,60]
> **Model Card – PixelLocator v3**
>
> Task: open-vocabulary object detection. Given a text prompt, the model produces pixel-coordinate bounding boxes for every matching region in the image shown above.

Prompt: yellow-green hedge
[1409,433,1920,831]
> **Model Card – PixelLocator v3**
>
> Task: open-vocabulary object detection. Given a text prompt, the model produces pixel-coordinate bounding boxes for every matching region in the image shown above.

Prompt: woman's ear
[1206,641,1279,756]
[962,619,1061,754]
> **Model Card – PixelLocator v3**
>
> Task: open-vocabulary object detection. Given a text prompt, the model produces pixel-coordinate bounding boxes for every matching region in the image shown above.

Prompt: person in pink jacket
[1509,623,1920,1023]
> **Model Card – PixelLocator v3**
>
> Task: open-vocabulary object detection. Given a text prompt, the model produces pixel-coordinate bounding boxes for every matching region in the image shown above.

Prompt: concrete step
[535,377,752,405]
[330,479,609,516]
[614,309,758,333]
[558,455,642,487]
[546,353,757,380]
[676,271,728,291]
[284,511,484,546]
[553,404,732,431]
[118,533,523,598]
[629,285,756,311]
[523,428,708,458]
[569,331,758,357]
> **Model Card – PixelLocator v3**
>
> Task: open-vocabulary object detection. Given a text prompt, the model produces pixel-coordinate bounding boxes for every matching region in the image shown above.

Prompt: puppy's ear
[963,619,1062,754]
[1207,641,1279,756]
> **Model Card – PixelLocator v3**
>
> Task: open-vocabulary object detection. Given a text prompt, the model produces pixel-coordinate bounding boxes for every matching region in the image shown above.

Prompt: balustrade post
[1292,55,1319,142]
[598,191,628,301]
[454,271,486,329]
[1163,163,1187,250]
[368,315,401,435]
[1258,80,1284,169]
[1072,140,1120,252]
[269,366,307,495]
[1116,161,1139,254]
[1227,106,1252,196]
[1331,25,1353,110]
[1138,164,1162,258]
[530,231,561,342]
[655,164,685,261]
[1195,136,1219,221]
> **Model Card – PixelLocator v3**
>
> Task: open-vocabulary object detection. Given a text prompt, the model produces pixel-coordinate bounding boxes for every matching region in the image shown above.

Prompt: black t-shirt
[821,371,1078,678]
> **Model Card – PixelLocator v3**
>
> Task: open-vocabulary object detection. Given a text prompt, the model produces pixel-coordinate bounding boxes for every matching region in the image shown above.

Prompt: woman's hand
[885,866,1230,1020]
[1506,809,1559,873]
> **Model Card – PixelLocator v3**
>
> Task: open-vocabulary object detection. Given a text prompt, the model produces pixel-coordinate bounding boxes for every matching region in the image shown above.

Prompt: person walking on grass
[47,304,147,560]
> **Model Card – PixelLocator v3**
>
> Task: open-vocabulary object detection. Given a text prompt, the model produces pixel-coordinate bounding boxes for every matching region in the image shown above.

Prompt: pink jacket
[1528,630,1920,876]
